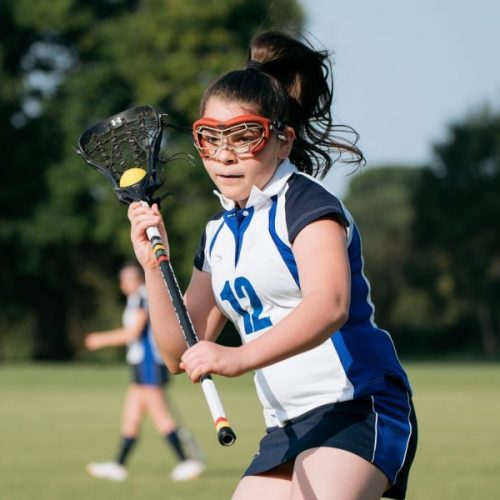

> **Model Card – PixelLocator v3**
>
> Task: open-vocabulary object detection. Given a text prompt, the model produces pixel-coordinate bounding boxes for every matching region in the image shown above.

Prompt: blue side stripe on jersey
[331,223,410,396]
[331,223,385,396]
[348,225,410,390]
[268,196,300,288]
[345,224,375,325]
[209,219,226,258]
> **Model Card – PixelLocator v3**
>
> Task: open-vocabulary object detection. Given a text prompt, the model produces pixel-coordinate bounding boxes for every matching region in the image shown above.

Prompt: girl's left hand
[180,341,248,382]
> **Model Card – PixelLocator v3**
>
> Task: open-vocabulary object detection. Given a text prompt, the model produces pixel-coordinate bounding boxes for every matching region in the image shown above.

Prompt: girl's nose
[215,146,238,163]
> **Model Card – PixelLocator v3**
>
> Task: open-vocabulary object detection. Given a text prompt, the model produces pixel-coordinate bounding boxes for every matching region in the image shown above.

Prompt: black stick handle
[145,224,236,446]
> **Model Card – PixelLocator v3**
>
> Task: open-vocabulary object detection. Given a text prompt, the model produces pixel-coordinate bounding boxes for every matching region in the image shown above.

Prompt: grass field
[1,362,499,499]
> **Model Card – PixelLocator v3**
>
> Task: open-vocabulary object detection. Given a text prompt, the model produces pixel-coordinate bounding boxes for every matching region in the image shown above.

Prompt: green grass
[0,362,499,499]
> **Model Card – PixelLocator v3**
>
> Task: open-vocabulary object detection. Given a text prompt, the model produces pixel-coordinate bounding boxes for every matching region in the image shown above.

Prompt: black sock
[165,429,187,462]
[116,436,137,466]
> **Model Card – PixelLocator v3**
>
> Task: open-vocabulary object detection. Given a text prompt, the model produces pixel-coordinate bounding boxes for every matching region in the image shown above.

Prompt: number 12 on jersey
[220,277,272,334]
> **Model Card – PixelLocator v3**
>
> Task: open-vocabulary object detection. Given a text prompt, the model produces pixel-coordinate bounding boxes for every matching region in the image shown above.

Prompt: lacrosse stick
[76,105,236,446]
[164,391,205,462]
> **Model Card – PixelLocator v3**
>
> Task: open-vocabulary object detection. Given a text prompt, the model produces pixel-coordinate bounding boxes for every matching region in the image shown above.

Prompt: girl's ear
[278,127,296,159]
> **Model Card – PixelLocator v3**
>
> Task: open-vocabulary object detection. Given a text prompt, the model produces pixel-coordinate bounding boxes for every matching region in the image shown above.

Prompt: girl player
[85,262,204,482]
[127,31,417,499]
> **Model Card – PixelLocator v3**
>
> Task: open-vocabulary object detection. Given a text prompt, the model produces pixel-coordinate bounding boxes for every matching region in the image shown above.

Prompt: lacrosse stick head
[76,105,165,204]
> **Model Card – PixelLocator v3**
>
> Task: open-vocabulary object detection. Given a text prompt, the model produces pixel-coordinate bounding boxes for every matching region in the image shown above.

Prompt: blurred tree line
[0,0,498,361]
[0,0,303,360]
[345,108,500,357]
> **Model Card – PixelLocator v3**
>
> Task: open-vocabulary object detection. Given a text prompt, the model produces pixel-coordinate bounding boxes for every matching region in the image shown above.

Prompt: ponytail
[200,31,364,178]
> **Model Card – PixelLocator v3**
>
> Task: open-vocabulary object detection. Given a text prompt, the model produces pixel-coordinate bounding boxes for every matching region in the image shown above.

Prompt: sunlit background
[0,1,499,499]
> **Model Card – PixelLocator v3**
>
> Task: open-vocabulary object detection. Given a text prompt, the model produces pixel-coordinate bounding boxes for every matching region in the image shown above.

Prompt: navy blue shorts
[244,379,417,499]
[131,362,169,386]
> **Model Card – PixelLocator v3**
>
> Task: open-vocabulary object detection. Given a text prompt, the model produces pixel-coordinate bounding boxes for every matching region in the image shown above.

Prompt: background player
[85,262,204,482]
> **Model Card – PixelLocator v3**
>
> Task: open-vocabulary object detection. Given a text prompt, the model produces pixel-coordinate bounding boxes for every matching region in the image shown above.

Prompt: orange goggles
[193,114,282,158]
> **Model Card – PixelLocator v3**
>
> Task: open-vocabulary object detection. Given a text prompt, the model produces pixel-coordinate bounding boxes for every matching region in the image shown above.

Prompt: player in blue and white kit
[85,262,204,482]
[128,31,417,499]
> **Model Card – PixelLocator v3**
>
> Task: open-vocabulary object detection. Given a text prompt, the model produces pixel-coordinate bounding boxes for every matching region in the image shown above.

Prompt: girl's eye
[230,130,261,145]
[233,134,253,144]
[200,133,221,146]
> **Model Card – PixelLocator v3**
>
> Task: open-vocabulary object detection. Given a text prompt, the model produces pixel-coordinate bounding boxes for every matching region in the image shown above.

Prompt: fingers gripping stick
[143,204,236,446]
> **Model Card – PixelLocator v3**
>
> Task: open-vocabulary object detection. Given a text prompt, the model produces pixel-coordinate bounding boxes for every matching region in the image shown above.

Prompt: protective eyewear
[193,114,284,158]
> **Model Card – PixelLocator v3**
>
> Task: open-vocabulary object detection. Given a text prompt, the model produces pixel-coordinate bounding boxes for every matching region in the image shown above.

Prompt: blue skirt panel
[244,378,417,499]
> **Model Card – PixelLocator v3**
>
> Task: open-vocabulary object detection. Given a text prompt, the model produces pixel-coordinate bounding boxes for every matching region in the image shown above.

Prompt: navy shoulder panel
[194,209,225,271]
[285,173,348,242]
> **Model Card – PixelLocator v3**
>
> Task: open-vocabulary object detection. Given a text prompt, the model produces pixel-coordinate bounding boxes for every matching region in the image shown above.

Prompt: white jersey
[195,159,410,428]
[123,285,164,366]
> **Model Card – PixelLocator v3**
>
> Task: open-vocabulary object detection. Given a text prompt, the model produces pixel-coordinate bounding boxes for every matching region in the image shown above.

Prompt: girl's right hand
[127,202,170,270]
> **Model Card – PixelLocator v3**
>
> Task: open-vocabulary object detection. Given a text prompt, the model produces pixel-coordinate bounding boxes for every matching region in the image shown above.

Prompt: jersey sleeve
[193,229,210,272]
[138,287,148,312]
[285,174,349,243]
[127,288,148,312]
[127,293,142,310]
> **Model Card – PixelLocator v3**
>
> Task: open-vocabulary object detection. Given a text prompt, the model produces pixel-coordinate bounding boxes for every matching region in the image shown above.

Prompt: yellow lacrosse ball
[119,167,147,188]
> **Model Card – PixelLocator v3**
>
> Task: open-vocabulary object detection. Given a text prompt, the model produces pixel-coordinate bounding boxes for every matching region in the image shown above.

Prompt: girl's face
[199,98,294,208]
[119,267,143,296]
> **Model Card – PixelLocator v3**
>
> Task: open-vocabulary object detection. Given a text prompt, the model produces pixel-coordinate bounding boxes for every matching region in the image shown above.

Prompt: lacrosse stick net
[76,105,164,204]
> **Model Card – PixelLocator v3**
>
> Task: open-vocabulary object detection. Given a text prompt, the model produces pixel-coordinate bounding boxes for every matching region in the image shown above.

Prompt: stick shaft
[145,225,236,446]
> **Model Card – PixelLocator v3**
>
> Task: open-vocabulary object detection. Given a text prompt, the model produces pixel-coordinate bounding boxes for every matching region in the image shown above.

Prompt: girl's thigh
[290,447,388,500]
[232,464,293,500]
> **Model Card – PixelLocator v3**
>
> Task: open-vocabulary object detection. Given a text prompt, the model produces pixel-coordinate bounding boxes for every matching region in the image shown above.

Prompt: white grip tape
[146,226,161,239]
[200,377,227,422]
[139,201,162,241]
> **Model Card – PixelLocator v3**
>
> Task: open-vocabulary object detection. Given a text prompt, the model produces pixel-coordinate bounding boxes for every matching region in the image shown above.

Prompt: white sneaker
[170,459,204,481]
[86,461,128,481]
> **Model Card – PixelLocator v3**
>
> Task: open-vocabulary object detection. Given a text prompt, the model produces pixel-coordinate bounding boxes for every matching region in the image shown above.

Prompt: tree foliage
[344,165,440,354]
[411,109,500,355]
[0,0,304,359]
[345,107,500,357]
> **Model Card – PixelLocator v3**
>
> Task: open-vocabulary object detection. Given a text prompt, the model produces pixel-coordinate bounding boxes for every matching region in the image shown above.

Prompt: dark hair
[200,31,364,178]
